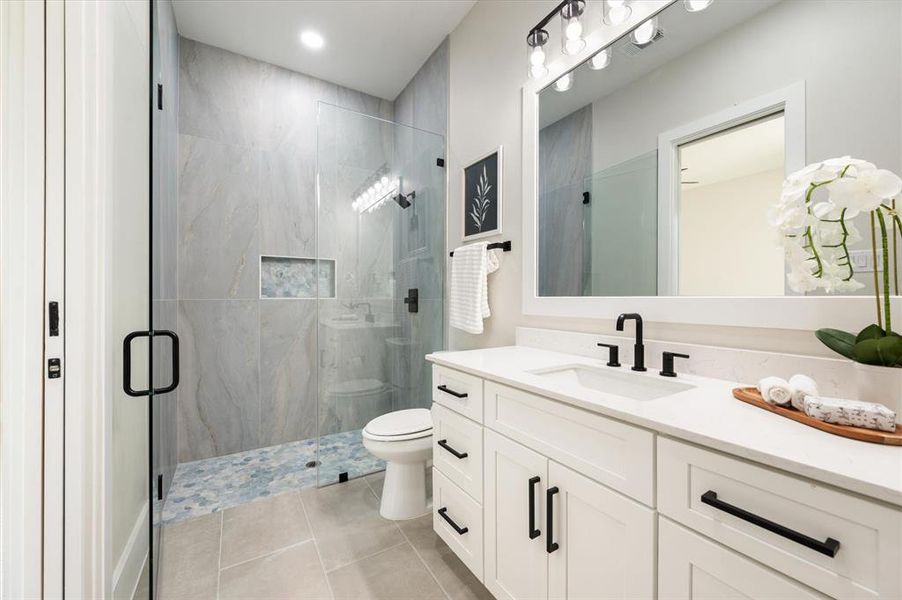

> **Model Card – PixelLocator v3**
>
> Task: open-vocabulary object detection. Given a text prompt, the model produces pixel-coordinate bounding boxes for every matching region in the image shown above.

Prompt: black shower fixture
[394,190,416,209]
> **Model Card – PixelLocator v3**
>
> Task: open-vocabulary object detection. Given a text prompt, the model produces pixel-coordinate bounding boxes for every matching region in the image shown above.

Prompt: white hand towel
[450,242,501,334]
[758,376,792,406]
[788,374,819,411]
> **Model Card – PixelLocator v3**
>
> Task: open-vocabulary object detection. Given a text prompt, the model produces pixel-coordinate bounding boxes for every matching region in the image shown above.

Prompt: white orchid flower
[828,169,902,216]
[787,268,820,293]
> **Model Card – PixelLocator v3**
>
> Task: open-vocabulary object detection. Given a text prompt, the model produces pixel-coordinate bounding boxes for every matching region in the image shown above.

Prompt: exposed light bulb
[529,46,545,67]
[553,73,573,92]
[530,64,548,79]
[683,0,712,12]
[604,0,631,25]
[299,30,324,50]
[588,48,612,70]
[632,17,656,45]
[565,19,582,41]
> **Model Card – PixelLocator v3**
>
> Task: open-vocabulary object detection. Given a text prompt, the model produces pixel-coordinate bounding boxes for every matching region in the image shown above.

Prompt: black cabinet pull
[437,507,468,535]
[528,476,541,539]
[437,384,468,399]
[546,486,559,553]
[701,491,840,558]
[123,330,180,397]
[437,439,468,459]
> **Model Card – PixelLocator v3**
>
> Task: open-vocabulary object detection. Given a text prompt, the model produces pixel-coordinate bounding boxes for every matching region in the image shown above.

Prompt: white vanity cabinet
[430,363,902,600]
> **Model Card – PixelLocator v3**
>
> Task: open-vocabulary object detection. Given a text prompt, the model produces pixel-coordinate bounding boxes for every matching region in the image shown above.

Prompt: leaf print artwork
[469,165,493,231]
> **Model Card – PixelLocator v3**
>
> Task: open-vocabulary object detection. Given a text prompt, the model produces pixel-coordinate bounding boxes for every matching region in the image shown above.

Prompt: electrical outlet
[849,249,883,273]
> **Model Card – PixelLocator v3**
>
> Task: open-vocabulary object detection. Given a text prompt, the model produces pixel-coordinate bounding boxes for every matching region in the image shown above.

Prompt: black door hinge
[157,84,163,111]
[404,288,419,313]
[338,472,349,483]
[157,473,163,500]
[48,358,61,379]
[582,191,591,205]
[436,158,445,168]
[49,301,59,336]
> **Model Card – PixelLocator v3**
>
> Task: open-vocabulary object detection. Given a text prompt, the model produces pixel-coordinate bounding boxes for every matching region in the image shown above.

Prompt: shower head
[393,190,415,209]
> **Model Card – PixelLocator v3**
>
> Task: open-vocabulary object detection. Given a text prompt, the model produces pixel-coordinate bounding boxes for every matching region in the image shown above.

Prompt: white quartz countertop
[426,346,902,508]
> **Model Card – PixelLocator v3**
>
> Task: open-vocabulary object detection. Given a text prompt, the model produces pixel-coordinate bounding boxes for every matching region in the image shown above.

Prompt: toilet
[362,408,433,520]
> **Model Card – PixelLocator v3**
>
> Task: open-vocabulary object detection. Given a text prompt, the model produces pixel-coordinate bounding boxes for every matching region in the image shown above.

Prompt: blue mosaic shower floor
[162,429,384,524]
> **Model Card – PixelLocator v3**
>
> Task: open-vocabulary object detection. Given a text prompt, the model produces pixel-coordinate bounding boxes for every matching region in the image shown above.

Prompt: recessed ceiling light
[300,30,324,50]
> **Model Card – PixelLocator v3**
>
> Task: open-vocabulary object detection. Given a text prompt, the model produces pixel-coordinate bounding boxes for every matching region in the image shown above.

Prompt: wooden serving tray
[732,387,902,446]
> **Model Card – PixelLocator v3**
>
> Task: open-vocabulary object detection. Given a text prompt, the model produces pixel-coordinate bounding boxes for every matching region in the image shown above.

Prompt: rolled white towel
[758,376,792,406]
[789,374,819,412]
[803,396,897,432]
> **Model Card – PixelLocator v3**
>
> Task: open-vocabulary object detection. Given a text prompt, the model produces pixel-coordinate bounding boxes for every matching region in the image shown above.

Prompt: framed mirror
[522,0,902,329]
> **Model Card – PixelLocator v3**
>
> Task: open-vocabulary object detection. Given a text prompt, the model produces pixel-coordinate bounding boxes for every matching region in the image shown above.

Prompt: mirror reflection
[537,0,902,297]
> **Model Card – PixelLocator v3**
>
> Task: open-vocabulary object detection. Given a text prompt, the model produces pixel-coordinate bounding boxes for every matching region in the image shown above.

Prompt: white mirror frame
[521,0,899,332]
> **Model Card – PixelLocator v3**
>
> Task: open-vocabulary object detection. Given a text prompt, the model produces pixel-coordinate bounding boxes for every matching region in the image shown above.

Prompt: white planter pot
[855,362,902,425]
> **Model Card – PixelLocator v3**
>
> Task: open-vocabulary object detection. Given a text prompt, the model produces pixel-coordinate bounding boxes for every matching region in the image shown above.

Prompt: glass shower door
[315,103,445,486]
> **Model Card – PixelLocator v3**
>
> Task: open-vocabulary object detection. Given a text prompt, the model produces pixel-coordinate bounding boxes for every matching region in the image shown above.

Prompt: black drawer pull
[546,486,559,553]
[437,439,468,459]
[701,491,840,558]
[437,507,468,535]
[528,476,541,539]
[437,384,468,399]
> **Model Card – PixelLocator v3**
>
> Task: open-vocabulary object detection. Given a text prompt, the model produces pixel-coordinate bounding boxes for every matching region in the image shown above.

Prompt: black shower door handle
[123,330,180,397]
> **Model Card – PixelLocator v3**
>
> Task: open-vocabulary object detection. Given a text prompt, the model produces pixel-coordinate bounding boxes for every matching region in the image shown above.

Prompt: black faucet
[616,313,646,372]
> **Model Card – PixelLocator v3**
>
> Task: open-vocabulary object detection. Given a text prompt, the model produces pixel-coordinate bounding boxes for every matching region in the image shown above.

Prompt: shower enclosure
[314,103,445,486]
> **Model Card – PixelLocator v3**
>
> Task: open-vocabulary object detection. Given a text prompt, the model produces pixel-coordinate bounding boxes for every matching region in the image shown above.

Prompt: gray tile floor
[159,472,493,600]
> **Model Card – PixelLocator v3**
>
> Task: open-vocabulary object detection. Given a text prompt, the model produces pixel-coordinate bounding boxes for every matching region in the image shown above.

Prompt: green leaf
[852,335,902,367]
[856,323,886,343]
[815,328,857,360]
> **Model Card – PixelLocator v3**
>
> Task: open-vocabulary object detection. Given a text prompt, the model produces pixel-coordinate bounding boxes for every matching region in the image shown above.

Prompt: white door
[547,461,655,600]
[484,430,549,600]
[659,518,828,600]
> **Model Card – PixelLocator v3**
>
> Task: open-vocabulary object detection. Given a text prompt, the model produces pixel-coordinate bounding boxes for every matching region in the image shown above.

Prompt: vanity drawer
[432,403,483,501]
[432,365,484,423]
[433,468,484,582]
[658,437,902,600]
[483,381,654,506]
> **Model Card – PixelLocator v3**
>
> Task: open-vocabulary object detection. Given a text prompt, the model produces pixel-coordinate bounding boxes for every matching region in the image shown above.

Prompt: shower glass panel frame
[315,103,445,487]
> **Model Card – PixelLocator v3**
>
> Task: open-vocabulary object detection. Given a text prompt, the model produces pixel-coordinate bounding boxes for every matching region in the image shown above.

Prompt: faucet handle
[660,352,690,378]
[597,343,621,367]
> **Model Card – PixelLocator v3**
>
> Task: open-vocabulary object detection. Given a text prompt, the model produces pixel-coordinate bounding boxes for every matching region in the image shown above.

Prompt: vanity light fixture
[632,17,657,45]
[683,0,713,12]
[560,0,586,56]
[553,72,573,92]
[527,28,550,79]
[604,0,632,26]
[299,30,325,50]
[588,47,612,70]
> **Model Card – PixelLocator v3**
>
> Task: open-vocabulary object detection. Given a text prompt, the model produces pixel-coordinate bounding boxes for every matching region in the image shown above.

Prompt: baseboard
[111,501,148,600]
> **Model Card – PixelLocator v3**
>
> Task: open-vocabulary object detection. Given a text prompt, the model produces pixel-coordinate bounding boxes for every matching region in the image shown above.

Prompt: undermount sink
[529,364,694,401]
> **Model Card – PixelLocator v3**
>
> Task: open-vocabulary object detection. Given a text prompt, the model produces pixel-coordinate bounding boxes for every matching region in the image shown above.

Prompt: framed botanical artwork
[462,146,502,240]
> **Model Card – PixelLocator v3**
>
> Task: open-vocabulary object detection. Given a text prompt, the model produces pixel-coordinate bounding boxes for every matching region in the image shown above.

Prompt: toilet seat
[363,408,432,442]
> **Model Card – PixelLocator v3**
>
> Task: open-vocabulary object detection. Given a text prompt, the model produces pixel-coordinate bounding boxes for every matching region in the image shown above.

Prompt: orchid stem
[894,199,899,296]
[871,211,883,329]
[876,208,892,333]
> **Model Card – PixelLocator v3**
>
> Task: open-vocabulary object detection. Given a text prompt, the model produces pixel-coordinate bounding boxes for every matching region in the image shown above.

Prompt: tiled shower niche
[260,255,336,299]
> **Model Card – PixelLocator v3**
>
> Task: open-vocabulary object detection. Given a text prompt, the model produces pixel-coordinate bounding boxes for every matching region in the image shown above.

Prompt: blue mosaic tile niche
[260,255,336,298]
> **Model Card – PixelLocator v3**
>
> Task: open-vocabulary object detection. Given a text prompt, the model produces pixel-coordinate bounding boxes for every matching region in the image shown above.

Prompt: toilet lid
[364,408,432,438]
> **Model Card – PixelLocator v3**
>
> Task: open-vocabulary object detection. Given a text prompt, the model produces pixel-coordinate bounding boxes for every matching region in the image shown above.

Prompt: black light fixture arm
[528,0,581,41]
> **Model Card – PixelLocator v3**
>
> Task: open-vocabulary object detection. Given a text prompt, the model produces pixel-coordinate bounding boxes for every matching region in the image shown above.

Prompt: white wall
[679,169,785,296]
[447,0,871,356]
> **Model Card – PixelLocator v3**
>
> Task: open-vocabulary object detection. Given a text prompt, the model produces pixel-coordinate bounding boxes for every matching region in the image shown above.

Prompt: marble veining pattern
[162,430,384,524]
[260,256,335,299]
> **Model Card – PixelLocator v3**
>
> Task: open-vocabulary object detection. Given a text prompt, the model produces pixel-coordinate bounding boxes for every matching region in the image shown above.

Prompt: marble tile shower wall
[177,38,394,462]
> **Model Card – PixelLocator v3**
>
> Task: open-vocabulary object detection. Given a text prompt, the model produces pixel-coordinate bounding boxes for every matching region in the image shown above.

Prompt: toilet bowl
[362,408,432,520]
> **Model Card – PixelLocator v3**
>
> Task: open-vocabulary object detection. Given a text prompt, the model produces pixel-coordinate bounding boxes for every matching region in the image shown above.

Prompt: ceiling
[680,114,785,189]
[171,0,476,100]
